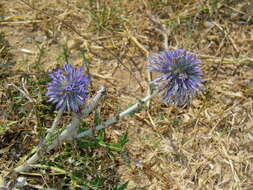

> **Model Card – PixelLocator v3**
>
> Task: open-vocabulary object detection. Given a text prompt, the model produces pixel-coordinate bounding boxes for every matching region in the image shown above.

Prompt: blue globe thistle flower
[148,49,203,107]
[46,64,90,112]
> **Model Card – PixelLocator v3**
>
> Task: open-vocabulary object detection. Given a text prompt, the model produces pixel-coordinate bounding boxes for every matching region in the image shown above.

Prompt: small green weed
[39,128,129,189]
[78,0,127,32]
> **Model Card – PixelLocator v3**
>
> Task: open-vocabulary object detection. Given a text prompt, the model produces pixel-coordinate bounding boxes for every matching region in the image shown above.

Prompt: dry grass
[0,0,253,189]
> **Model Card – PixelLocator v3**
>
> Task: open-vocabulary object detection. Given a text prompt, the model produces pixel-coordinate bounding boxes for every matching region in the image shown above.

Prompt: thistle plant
[46,64,90,112]
[148,49,203,107]
[11,50,203,188]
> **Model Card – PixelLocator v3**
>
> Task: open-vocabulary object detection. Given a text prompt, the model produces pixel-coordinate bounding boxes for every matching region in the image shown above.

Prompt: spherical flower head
[46,64,90,112]
[148,49,203,107]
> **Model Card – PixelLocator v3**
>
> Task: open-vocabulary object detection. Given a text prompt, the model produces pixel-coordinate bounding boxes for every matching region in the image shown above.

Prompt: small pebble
[16,177,26,187]
[35,35,47,43]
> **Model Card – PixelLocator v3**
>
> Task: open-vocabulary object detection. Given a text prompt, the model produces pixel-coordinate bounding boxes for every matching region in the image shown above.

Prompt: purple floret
[148,49,203,107]
[46,64,90,112]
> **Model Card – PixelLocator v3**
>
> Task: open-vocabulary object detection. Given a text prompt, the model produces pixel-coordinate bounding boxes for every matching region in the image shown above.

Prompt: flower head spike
[148,49,203,107]
[46,64,90,112]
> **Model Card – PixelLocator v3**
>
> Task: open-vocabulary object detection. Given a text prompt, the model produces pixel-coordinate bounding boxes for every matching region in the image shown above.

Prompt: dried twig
[147,12,169,50]
[126,29,152,107]
[8,83,34,103]
[212,22,239,53]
